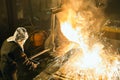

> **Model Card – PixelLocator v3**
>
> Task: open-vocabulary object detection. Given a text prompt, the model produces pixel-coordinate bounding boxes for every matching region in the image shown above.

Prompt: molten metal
[54,8,120,80]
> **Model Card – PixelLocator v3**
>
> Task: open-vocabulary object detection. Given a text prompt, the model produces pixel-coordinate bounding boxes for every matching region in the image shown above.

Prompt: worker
[0,27,39,80]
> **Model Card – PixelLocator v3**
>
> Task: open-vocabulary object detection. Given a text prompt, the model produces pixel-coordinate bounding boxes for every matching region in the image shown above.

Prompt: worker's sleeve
[12,46,37,70]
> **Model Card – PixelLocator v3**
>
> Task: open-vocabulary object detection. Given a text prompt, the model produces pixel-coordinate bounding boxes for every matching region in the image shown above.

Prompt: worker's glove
[29,60,40,70]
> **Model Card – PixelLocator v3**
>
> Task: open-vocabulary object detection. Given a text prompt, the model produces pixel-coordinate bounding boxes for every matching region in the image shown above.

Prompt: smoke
[53,0,110,57]
[58,0,108,33]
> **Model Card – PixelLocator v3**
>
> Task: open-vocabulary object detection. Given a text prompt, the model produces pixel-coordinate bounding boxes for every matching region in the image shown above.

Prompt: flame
[56,8,120,80]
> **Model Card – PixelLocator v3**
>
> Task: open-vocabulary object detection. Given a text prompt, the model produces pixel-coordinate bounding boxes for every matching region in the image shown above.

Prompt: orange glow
[56,7,120,80]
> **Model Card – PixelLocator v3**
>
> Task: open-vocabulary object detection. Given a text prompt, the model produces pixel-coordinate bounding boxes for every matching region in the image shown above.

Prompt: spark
[56,8,120,80]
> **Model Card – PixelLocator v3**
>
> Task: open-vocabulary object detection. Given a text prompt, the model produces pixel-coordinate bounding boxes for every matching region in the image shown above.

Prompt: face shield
[7,27,29,42]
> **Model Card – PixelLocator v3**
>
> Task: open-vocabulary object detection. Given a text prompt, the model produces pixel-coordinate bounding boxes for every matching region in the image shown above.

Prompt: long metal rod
[29,48,51,60]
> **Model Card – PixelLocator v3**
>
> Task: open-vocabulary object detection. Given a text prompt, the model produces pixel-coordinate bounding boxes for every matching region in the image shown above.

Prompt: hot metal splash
[51,8,120,80]
[34,0,120,80]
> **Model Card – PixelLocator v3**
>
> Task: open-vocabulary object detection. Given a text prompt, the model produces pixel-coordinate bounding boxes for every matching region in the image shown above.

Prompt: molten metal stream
[55,9,120,80]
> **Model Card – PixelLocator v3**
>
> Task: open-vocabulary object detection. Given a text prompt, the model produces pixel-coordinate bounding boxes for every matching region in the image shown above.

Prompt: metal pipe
[29,48,51,60]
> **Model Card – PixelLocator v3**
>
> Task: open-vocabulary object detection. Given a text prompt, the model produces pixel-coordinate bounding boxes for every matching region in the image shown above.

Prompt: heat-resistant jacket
[0,40,37,80]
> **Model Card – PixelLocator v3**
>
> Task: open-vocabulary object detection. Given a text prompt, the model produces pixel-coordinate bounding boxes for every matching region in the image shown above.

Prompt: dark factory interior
[0,0,120,80]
